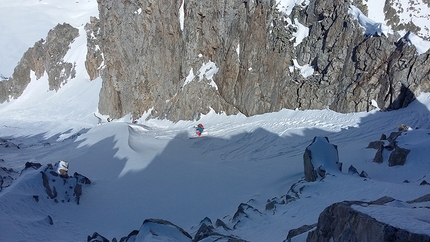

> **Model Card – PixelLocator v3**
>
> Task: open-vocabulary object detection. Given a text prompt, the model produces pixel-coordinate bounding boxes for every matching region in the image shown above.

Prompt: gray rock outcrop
[348,165,369,178]
[367,128,411,166]
[85,17,103,81]
[0,23,79,103]
[388,146,410,166]
[306,196,430,242]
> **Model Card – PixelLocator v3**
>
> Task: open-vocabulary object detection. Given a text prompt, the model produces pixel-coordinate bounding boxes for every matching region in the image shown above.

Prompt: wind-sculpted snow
[127,124,152,153]
[1,95,430,240]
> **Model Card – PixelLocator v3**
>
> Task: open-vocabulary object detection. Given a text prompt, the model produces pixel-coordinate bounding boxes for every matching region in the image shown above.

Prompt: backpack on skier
[195,124,205,137]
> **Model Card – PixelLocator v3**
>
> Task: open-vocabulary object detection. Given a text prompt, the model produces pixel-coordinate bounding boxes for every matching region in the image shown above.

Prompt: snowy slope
[2,92,430,241]
[0,1,430,241]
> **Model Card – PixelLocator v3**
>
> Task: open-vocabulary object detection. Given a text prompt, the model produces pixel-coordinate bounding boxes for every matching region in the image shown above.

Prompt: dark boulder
[388,146,410,166]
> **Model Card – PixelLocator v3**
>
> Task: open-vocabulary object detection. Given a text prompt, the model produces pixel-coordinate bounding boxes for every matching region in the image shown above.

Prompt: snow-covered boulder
[193,217,244,241]
[306,195,430,241]
[87,232,109,242]
[0,166,20,191]
[232,202,262,229]
[134,219,192,242]
[37,161,91,205]
[303,137,342,182]
[94,216,246,242]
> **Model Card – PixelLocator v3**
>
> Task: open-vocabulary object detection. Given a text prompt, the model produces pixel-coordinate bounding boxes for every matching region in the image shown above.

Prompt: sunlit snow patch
[370,99,380,110]
[291,59,314,78]
[182,68,195,88]
[291,18,309,47]
[179,0,184,31]
[348,5,393,37]
[402,31,430,55]
[182,61,219,90]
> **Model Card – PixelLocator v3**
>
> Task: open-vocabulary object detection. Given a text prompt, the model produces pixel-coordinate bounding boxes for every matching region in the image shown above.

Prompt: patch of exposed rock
[367,125,411,166]
[347,165,369,178]
[85,17,104,81]
[0,23,79,103]
[0,166,20,192]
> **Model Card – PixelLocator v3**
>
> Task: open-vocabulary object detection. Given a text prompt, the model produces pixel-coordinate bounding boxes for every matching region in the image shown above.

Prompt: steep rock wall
[2,0,427,121]
[95,0,429,121]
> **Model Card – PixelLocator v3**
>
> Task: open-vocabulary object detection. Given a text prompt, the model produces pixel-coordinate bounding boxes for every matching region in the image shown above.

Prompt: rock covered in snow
[33,161,91,205]
[232,202,262,229]
[0,167,19,191]
[348,165,369,178]
[303,137,342,182]
[87,232,109,242]
[102,212,250,241]
[286,223,317,242]
[306,195,430,241]
[194,217,246,242]
[134,219,193,241]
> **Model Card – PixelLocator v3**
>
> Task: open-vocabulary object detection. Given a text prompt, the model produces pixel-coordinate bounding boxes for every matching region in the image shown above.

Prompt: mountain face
[1,0,430,121]
[93,0,430,121]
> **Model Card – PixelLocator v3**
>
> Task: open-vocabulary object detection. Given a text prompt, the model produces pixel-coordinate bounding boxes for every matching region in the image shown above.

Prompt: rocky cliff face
[92,0,430,121]
[0,23,78,103]
[1,0,429,121]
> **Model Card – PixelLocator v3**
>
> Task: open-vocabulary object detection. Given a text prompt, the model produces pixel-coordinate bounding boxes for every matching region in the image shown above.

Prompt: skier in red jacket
[195,123,204,137]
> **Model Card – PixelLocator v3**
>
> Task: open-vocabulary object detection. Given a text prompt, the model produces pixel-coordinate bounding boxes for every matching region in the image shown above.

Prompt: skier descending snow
[195,123,204,137]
